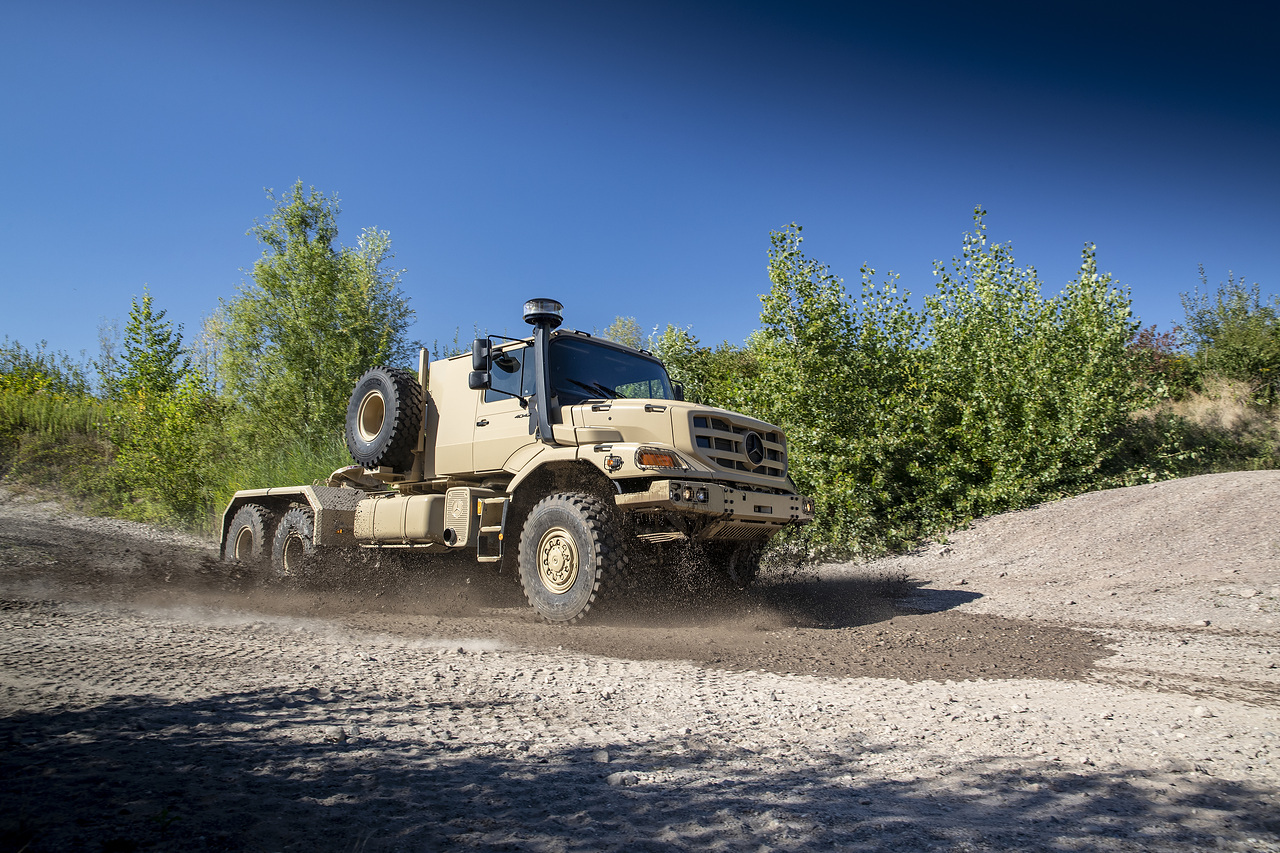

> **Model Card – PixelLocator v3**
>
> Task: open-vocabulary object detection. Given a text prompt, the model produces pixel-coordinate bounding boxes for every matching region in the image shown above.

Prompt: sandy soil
[0,471,1277,852]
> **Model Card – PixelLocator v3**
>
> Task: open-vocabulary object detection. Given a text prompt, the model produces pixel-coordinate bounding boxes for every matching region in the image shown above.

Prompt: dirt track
[1,472,1278,851]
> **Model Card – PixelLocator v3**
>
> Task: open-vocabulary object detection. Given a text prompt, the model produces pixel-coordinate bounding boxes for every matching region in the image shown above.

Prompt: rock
[606,771,639,787]
[323,726,347,743]
[1192,706,1215,719]
[1195,620,1211,627]
[1241,589,1259,599]
[593,749,610,763]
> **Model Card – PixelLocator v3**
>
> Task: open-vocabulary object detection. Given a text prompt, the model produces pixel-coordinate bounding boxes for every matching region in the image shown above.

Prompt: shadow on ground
[3,688,1274,853]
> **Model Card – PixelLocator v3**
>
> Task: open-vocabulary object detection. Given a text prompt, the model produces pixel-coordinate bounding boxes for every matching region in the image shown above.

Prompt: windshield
[549,336,675,404]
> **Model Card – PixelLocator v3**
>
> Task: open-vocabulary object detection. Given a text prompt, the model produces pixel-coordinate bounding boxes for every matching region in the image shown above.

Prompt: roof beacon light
[523,298,564,328]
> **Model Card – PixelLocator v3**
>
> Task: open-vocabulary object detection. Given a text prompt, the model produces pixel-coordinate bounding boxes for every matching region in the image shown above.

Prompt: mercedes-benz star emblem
[743,431,765,468]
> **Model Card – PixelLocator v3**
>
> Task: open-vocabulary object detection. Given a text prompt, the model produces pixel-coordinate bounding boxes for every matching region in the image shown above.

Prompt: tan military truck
[220,298,814,622]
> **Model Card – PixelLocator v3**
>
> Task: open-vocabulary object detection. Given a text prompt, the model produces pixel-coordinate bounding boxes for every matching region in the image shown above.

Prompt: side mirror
[468,370,491,390]
[672,382,685,402]
[471,338,491,371]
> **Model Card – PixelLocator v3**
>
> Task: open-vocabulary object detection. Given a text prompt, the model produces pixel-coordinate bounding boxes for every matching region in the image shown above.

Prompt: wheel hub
[356,390,386,442]
[234,527,254,560]
[537,527,579,594]
[282,534,304,575]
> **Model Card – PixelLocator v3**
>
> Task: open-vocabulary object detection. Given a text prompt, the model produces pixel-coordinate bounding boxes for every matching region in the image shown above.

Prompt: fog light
[669,482,683,501]
[802,497,815,514]
[682,486,695,502]
[695,487,709,503]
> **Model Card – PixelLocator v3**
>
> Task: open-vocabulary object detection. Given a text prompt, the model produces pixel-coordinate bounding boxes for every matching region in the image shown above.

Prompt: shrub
[1181,269,1280,403]
[741,211,1141,555]
[107,373,230,523]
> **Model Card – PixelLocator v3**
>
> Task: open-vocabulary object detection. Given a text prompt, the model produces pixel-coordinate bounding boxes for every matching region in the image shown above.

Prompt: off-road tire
[271,506,318,579]
[726,542,765,588]
[223,503,274,565]
[345,366,424,472]
[705,541,765,589]
[517,493,627,623]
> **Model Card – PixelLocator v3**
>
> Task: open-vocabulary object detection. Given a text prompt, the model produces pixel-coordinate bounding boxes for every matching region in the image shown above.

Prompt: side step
[476,497,508,563]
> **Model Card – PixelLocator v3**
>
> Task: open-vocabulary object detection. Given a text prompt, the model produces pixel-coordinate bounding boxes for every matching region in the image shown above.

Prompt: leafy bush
[106,374,230,522]
[1181,268,1280,403]
[0,338,91,396]
[697,211,1145,555]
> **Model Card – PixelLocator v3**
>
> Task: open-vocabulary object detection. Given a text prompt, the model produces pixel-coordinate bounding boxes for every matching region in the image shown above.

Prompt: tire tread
[518,492,629,623]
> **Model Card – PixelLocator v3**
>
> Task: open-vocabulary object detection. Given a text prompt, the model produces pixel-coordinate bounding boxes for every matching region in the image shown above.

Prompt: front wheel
[271,506,318,578]
[517,493,627,623]
[705,541,764,589]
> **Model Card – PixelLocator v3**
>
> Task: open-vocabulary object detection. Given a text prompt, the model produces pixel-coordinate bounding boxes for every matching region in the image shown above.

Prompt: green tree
[115,287,191,398]
[217,182,415,444]
[99,290,226,521]
[1181,268,1279,402]
[921,220,1140,518]
[749,223,925,550]
[600,316,643,349]
[651,325,756,408]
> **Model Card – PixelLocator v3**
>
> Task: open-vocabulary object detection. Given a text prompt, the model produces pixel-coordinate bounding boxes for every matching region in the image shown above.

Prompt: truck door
[473,343,538,473]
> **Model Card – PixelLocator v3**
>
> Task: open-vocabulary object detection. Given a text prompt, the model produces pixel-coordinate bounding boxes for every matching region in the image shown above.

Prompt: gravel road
[1,471,1277,852]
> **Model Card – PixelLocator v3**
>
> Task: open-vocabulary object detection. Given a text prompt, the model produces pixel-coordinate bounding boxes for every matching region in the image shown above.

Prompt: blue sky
[2,0,1277,369]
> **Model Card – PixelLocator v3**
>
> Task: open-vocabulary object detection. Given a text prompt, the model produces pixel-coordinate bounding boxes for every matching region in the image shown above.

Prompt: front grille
[690,414,786,479]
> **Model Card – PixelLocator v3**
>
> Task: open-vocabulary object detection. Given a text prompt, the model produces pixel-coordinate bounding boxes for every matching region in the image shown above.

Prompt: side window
[484,346,528,404]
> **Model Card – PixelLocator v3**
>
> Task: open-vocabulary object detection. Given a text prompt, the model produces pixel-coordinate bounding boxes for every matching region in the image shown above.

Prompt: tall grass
[205,434,353,529]
[0,392,118,507]
[0,391,116,436]
[1173,376,1279,444]
[0,384,357,533]
[1115,378,1280,483]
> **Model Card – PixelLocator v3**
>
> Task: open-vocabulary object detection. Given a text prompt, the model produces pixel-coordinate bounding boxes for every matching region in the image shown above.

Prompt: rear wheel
[224,504,274,565]
[518,493,627,623]
[271,506,318,578]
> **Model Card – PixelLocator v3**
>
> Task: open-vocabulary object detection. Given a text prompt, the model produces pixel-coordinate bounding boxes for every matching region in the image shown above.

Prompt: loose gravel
[0,472,1277,852]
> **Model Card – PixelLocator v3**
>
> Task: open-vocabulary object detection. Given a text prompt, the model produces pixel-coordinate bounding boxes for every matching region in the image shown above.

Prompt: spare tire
[345,366,424,472]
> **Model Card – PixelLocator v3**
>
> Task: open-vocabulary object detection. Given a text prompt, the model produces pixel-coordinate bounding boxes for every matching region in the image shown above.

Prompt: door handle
[476,419,489,427]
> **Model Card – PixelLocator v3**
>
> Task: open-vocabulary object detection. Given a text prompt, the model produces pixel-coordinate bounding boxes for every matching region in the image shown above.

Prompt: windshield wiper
[563,378,619,399]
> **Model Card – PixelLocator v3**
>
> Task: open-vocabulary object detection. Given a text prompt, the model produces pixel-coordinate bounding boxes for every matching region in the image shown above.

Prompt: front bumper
[614,479,815,527]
